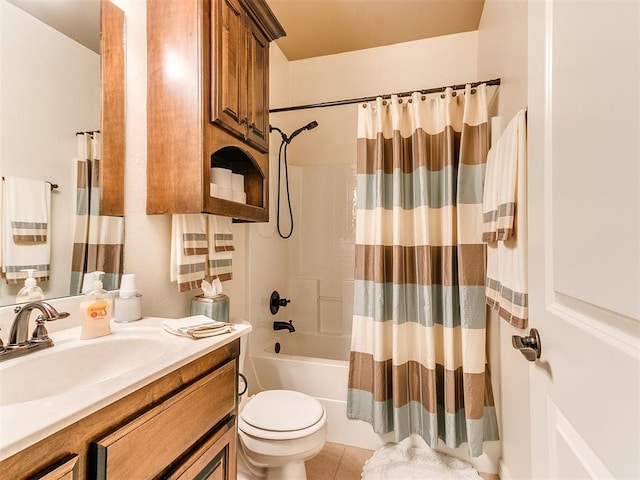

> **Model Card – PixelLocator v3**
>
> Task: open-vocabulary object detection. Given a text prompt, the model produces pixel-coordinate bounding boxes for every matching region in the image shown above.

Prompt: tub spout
[273,320,295,333]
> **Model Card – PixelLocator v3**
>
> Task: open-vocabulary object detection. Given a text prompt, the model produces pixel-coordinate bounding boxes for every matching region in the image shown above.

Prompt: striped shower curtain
[347,84,499,457]
[70,132,124,293]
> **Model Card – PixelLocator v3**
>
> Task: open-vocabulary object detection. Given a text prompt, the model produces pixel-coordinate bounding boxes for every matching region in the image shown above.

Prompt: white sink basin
[0,317,251,463]
[0,329,174,406]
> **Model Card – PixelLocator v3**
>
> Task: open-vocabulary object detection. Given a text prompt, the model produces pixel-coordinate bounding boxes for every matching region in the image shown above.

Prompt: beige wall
[477,1,530,479]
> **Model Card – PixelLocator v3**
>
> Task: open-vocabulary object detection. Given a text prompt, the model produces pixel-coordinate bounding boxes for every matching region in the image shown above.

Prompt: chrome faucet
[1,301,70,362]
[273,320,295,333]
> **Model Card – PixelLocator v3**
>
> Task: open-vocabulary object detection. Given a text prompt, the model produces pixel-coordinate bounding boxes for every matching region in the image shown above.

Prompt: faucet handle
[31,315,50,342]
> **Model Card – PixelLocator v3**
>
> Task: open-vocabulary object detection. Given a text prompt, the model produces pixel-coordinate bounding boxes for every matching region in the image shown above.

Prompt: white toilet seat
[239,390,327,441]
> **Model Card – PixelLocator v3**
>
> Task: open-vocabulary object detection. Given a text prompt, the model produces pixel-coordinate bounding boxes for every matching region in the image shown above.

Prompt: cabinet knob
[248,122,256,132]
[240,118,248,125]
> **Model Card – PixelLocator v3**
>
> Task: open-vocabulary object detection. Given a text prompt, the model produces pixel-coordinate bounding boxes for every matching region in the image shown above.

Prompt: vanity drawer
[93,359,236,479]
[33,455,79,480]
[164,416,237,480]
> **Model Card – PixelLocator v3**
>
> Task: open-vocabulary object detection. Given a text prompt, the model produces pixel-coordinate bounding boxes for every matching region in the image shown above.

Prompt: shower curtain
[70,132,124,293]
[347,84,499,457]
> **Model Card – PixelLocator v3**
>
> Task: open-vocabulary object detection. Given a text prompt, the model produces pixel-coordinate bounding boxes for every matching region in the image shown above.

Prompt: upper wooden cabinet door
[211,0,271,153]
[211,0,246,139]
[245,18,269,152]
[100,0,125,216]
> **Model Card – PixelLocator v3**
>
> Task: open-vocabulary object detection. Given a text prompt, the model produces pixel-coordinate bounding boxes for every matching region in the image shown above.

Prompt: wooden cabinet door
[164,417,238,480]
[99,0,125,216]
[245,17,269,152]
[211,0,246,138]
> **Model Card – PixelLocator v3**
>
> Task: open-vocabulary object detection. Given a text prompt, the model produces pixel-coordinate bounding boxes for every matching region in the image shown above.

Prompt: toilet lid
[240,390,324,432]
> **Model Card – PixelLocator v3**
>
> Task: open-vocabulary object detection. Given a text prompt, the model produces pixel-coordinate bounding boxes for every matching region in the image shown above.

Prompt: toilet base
[266,461,307,480]
[237,450,308,480]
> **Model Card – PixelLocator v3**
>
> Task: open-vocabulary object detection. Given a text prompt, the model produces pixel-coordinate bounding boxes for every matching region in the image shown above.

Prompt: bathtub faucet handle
[273,320,295,333]
[270,291,291,315]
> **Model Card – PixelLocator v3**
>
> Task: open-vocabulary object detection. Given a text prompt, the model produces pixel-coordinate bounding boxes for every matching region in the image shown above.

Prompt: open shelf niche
[207,145,268,222]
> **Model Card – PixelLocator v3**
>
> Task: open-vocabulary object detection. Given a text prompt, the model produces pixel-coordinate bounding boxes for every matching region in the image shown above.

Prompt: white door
[527,0,640,479]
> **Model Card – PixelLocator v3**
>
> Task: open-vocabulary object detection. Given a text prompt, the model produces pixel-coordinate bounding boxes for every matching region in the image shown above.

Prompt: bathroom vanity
[0,318,251,479]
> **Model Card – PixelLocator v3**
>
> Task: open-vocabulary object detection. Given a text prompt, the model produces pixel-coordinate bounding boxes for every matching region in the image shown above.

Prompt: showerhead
[287,120,319,143]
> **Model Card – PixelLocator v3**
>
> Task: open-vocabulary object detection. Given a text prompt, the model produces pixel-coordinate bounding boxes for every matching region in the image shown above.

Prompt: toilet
[237,389,328,480]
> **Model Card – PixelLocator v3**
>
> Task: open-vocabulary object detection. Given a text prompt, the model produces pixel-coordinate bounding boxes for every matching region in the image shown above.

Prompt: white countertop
[0,317,251,461]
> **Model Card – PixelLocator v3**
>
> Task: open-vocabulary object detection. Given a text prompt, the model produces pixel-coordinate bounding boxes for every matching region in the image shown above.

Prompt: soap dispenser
[80,271,113,339]
[16,269,44,303]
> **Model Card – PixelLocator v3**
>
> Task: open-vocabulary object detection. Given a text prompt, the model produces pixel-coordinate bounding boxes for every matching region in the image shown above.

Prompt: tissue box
[190,294,229,323]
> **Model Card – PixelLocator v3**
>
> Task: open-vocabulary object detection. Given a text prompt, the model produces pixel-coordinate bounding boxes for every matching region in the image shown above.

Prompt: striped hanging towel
[1,176,51,283]
[207,215,233,282]
[170,214,207,292]
[213,216,235,252]
[484,109,529,328]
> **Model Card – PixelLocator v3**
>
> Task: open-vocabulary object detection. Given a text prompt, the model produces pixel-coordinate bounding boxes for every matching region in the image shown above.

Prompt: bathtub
[245,330,500,476]
[248,332,386,450]
[266,331,350,361]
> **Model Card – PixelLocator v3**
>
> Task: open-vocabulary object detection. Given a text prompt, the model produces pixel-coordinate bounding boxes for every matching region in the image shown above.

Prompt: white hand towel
[161,315,233,339]
[213,215,235,252]
[482,116,518,242]
[4,176,49,243]
[207,215,233,282]
[485,110,528,329]
[181,214,208,256]
[170,214,207,292]
[1,176,51,283]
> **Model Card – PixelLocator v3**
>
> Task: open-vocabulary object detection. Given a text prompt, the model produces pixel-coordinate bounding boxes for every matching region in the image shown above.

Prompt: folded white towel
[161,315,233,339]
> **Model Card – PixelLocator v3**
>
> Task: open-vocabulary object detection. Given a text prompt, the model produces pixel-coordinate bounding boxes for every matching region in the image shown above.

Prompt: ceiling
[265,0,486,61]
[6,0,485,61]
[7,0,100,54]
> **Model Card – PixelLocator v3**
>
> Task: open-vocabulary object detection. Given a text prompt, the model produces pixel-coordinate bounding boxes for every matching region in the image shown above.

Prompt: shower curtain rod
[269,78,501,113]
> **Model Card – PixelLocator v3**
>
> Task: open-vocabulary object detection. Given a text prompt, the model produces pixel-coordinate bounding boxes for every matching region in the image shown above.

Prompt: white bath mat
[361,444,483,480]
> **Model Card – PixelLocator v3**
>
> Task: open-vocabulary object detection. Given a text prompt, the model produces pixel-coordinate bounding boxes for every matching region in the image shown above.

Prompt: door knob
[512,328,541,362]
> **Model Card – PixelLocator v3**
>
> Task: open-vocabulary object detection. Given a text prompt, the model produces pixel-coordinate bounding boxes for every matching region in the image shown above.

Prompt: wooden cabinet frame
[146,0,284,221]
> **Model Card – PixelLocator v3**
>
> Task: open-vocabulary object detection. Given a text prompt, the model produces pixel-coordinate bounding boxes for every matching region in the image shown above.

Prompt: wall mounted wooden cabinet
[147,0,284,221]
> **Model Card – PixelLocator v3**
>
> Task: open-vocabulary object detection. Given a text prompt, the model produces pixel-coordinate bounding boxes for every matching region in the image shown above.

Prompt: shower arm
[269,125,288,143]
[269,121,318,145]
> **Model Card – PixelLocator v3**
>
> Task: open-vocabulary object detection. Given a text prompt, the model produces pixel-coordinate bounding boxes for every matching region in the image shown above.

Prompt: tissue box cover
[190,294,229,323]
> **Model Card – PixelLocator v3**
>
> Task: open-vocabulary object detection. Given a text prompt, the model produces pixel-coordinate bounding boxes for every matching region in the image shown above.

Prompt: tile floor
[306,442,374,480]
[305,442,499,480]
